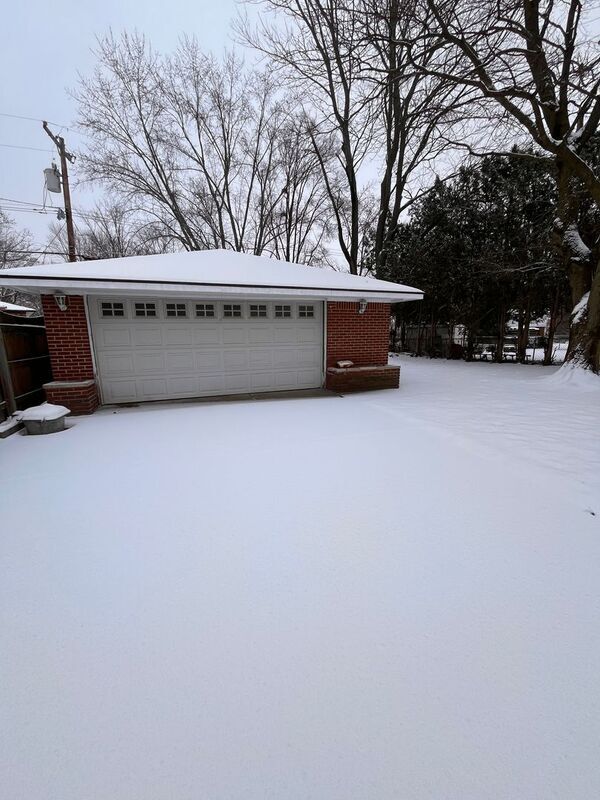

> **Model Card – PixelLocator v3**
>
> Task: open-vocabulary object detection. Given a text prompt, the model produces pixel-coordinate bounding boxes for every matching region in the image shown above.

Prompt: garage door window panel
[275,305,291,318]
[166,302,188,318]
[250,304,268,318]
[298,304,315,319]
[100,301,126,318]
[223,304,243,318]
[196,303,215,318]
[135,302,158,318]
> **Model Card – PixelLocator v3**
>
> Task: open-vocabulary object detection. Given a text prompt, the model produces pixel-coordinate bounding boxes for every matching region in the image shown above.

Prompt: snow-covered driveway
[2,357,599,800]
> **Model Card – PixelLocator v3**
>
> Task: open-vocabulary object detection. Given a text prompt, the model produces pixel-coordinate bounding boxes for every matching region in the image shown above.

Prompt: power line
[8,248,94,260]
[0,143,54,154]
[0,206,49,214]
[0,205,53,215]
[32,222,67,265]
[0,205,102,221]
[0,196,46,206]
[0,112,70,129]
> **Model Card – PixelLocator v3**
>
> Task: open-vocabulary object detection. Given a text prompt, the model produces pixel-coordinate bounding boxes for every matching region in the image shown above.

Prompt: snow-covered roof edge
[0,250,423,304]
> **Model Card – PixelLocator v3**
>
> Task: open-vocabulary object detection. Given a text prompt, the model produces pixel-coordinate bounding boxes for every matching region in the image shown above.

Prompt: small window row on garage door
[99,299,317,321]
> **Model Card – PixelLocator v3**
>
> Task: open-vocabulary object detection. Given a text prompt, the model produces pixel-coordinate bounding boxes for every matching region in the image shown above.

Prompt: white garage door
[89,297,324,403]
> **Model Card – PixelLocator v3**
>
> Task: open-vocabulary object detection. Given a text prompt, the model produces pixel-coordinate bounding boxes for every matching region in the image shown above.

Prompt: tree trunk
[543,284,561,366]
[428,311,438,358]
[390,312,400,351]
[373,0,401,277]
[517,291,532,363]
[494,304,506,363]
[567,266,600,371]
[416,320,424,356]
[465,328,475,362]
[584,268,600,372]
[555,158,598,372]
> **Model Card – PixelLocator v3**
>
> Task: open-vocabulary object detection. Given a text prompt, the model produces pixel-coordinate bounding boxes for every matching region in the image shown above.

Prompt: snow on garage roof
[0,299,35,312]
[0,249,423,302]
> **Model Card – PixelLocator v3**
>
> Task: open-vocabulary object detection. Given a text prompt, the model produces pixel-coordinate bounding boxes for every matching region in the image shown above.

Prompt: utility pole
[42,122,77,263]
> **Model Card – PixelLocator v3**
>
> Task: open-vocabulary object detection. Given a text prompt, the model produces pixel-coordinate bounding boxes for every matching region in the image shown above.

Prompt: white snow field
[1,356,599,800]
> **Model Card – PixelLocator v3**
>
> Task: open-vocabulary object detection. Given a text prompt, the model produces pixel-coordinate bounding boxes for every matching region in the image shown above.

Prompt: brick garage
[0,251,421,413]
[40,295,100,415]
[325,302,400,392]
[326,302,391,367]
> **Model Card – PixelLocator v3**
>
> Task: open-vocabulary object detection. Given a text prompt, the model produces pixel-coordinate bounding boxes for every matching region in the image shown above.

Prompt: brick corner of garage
[326,301,392,368]
[325,364,400,393]
[43,380,100,415]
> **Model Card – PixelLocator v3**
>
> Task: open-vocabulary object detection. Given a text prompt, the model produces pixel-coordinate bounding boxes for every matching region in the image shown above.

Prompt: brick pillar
[326,301,391,366]
[325,301,399,392]
[41,295,99,414]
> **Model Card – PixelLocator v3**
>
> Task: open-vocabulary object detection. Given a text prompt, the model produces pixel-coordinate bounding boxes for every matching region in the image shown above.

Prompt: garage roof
[0,249,423,303]
[0,300,35,312]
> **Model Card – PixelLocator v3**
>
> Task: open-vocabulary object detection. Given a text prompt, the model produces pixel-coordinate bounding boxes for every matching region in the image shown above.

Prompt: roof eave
[0,277,423,303]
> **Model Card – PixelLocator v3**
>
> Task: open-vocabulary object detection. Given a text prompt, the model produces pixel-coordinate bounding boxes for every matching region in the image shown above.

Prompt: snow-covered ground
[527,340,568,363]
[1,357,599,800]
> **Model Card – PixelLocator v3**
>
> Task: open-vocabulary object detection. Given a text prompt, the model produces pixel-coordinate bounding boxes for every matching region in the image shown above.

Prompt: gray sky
[0,0,240,250]
[3,2,599,259]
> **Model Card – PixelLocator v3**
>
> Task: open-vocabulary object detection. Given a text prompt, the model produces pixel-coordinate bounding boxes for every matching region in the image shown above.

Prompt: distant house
[506,318,548,338]
[0,250,422,414]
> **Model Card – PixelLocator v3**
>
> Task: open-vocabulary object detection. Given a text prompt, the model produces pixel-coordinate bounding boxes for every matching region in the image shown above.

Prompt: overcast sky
[3,2,599,257]
[0,0,242,249]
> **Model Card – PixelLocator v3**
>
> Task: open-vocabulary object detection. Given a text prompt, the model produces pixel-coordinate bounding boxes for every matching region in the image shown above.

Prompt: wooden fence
[0,310,52,422]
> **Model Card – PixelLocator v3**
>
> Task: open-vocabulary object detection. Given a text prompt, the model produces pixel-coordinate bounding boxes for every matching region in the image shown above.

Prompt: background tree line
[375,150,573,364]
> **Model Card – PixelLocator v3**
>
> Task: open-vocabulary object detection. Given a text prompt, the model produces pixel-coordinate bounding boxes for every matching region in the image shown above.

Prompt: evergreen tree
[378,151,570,362]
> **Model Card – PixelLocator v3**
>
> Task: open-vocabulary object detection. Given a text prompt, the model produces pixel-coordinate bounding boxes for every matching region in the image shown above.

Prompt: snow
[0,416,20,435]
[572,291,590,325]
[526,341,568,363]
[563,223,592,262]
[0,299,34,312]
[17,402,70,421]
[546,360,600,391]
[0,249,422,302]
[1,357,599,799]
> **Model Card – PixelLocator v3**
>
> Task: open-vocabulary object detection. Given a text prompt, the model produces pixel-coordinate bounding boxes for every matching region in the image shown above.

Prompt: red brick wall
[326,365,400,392]
[326,302,391,367]
[41,295,99,414]
[44,381,99,415]
[41,295,95,381]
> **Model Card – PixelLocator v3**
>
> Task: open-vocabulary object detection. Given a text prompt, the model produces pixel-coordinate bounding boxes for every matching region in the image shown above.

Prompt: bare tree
[48,201,176,261]
[0,212,39,308]
[239,0,376,274]
[404,0,600,371]
[239,0,467,275]
[360,0,473,273]
[164,44,281,252]
[0,212,35,270]
[76,33,200,250]
[75,33,332,265]
[270,121,334,264]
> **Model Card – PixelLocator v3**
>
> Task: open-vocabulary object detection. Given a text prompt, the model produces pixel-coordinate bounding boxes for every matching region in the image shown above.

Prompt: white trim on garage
[89,297,324,404]
[83,294,100,388]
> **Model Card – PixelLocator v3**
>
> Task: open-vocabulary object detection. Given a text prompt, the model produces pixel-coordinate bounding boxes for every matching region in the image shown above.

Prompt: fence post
[0,329,16,416]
